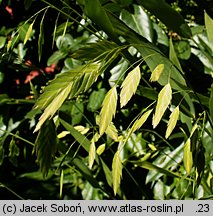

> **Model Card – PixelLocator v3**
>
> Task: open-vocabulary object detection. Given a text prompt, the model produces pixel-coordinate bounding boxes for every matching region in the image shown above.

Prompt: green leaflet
[0,36,6,49]
[60,118,90,153]
[112,151,122,195]
[120,65,141,108]
[120,5,154,42]
[34,63,100,131]
[84,0,117,40]
[165,106,179,139]
[99,86,117,135]
[71,157,100,188]
[137,86,158,100]
[47,50,67,66]
[138,161,183,179]
[150,64,164,82]
[205,11,213,49]
[34,120,58,177]
[169,38,182,72]
[71,101,84,125]
[152,83,172,128]
[87,88,106,112]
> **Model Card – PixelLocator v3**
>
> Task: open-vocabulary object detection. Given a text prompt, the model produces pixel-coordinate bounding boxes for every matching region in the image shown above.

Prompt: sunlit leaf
[99,86,117,135]
[91,133,100,143]
[152,83,172,128]
[120,65,141,108]
[74,125,90,135]
[107,13,187,90]
[112,151,122,195]
[57,131,70,139]
[34,63,100,131]
[82,181,102,200]
[148,143,157,151]
[205,11,213,49]
[150,64,164,82]
[59,169,64,198]
[96,144,105,156]
[183,123,198,174]
[183,138,193,174]
[105,122,119,141]
[153,179,170,200]
[165,106,179,139]
[7,40,12,52]
[24,21,34,45]
[88,141,96,169]
[34,84,72,132]
[120,5,154,42]
[132,109,153,133]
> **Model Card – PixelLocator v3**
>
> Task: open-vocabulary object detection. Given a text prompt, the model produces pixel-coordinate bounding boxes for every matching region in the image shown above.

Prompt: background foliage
[1,0,213,200]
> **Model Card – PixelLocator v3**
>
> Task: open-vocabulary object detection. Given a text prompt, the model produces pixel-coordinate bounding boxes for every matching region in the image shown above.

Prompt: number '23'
[197,204,209,212]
